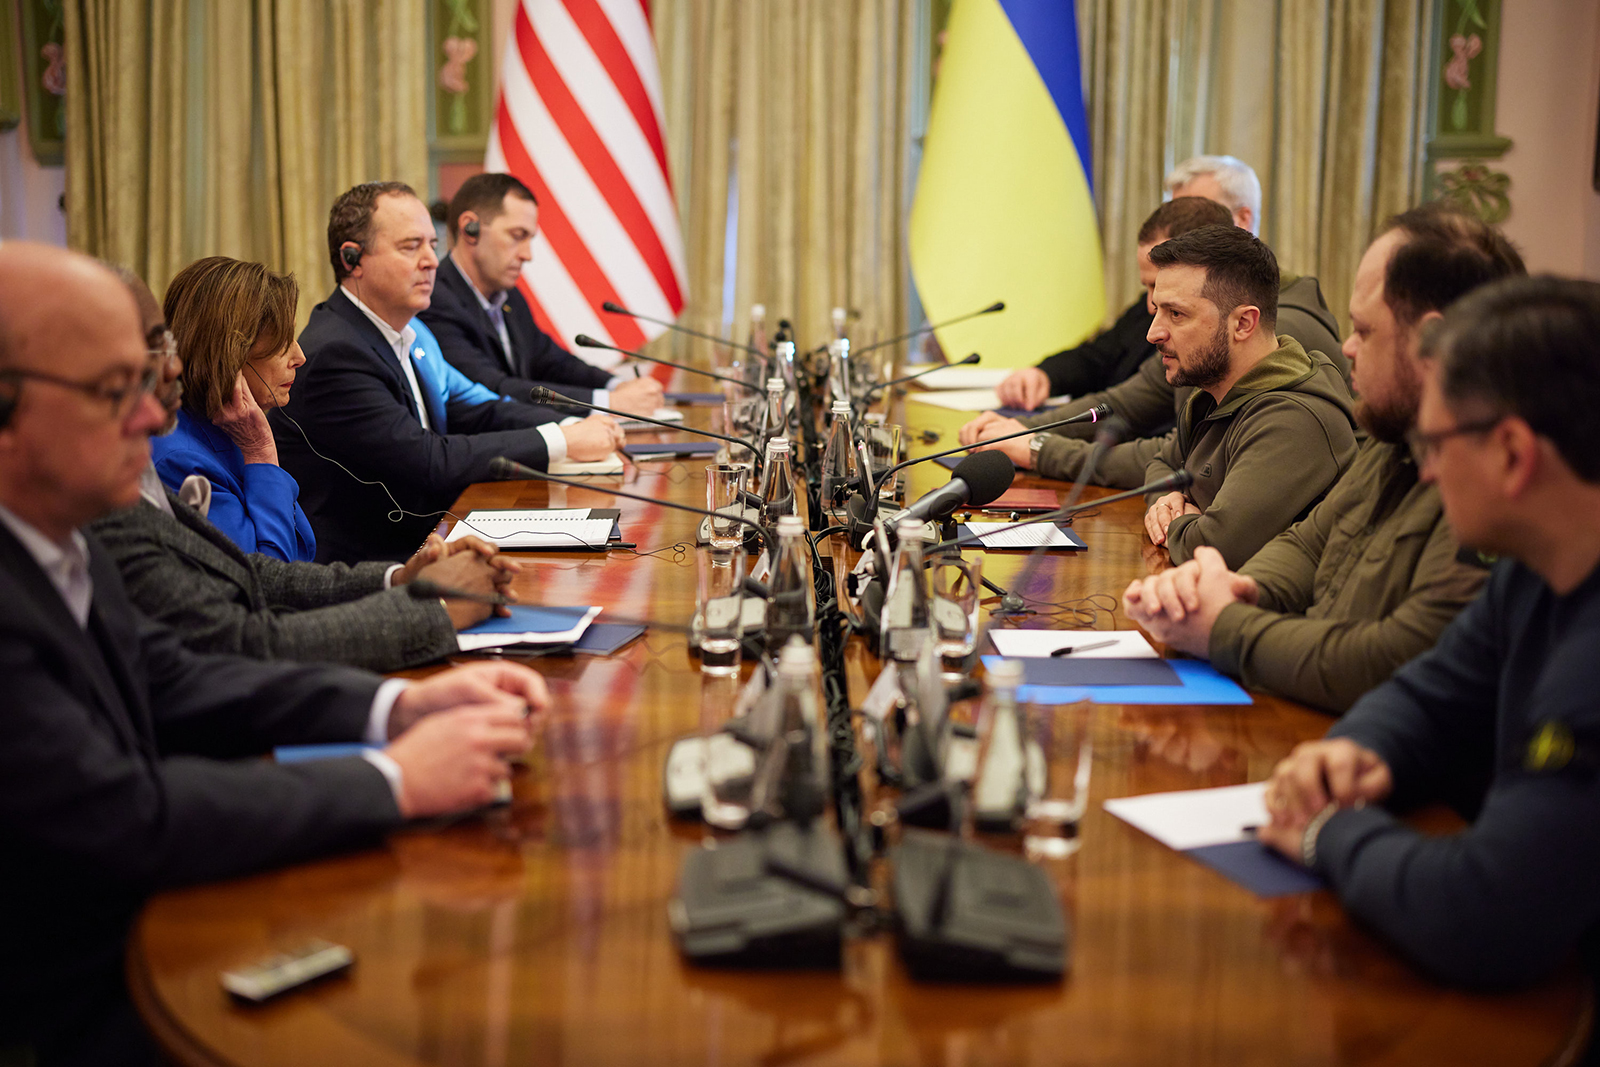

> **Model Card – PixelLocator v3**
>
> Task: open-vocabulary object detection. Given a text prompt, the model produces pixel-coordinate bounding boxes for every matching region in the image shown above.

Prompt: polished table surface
[129,400,1590,1066]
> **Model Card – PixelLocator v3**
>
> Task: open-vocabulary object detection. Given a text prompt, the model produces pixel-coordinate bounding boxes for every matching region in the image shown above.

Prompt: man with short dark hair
[1256,278,1600,1020]
[273,181,624,563]
[1124,206,1525,712]
[421,172,665,418]
[1137,225,1357,566]
[962,198,1344,487]
[0,242,546,1064]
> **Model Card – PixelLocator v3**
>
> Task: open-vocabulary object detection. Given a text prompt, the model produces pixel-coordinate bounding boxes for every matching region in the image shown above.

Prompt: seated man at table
[1257,276,1600,1011]
[1136,225,1357,567]
[1122,206,1523,712]
[89,267,519,670]
[962,203,1343,489]
[271,181,624,563]
[0,242,547,1066]
[422,172,665,417]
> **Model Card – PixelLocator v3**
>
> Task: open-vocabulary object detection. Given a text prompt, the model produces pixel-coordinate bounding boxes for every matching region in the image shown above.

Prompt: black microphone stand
[574,334,762,392]
[527,386,763,477]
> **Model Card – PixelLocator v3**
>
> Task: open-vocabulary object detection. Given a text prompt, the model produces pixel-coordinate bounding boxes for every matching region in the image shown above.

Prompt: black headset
[339,243,363,272]
[463,218,480,240]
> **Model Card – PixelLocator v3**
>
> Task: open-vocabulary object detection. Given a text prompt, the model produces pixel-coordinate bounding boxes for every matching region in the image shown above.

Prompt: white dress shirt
[0,500,408,802]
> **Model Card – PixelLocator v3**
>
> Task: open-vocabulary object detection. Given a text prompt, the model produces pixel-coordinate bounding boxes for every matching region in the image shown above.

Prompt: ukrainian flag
[910,0,1105,369]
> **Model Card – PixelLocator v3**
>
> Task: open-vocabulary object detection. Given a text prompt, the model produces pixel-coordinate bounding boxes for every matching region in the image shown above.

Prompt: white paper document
[988,629,1159,659]
[964,521,1077,549]
[911,366,1011,390]
[446,510,614,549]
[1102,782,1270,851]
[909,389,1070,413]
[618,407,685,430]
[455,606,603,652]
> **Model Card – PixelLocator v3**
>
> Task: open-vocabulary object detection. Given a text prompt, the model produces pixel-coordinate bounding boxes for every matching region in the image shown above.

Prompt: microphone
[897,451,1015,526]
[574,335,763,392]
[488,457,767,549]
[404,579,510,607]
[599,303,769,360]
[527,386,761,468]
[927,469,1193,554]
[850,301,1006,358]
[848,404,1112,527]
[864,354,980,400]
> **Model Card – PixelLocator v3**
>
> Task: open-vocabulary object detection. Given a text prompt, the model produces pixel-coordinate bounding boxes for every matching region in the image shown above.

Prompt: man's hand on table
[1143,491,1201,546]
[1122,546,1257,656]
[1256,739,1394,864]
[608,376,665,417]
[563,414,625,461]
[995,367,1052,410]
[385,662,551,818]
[391,533,521,626]
[958,413,1034,469]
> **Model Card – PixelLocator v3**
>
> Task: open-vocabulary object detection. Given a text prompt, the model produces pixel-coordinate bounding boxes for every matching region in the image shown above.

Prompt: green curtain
[64,0,428,326]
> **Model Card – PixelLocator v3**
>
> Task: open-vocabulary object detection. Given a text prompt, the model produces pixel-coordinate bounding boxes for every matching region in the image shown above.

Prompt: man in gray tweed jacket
[92,492,510,671]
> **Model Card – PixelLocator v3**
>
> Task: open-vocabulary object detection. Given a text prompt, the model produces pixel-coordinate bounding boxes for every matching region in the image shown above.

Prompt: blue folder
[981,655,1253,706]
[463,605,596,635]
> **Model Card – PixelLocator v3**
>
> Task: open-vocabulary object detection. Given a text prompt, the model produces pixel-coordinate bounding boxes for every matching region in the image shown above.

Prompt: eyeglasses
[1406,416,1505,466]
[0,361,163,420]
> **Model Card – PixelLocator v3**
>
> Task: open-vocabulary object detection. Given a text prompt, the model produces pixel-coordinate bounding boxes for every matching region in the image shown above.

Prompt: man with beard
[1135,225,1358,567]
[1123,206,1523,712]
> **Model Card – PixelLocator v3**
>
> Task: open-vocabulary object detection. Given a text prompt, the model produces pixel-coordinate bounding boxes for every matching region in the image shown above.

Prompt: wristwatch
[1027,432,1049,468]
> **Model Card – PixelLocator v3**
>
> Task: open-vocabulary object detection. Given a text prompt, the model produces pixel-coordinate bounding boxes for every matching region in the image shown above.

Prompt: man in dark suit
[0,243,545,1066]
[421,172,664,417]
[271,181,624,563]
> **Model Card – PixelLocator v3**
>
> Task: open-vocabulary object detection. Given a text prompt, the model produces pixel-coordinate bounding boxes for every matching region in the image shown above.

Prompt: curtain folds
[651,0,916,363]
[65,0,427,324]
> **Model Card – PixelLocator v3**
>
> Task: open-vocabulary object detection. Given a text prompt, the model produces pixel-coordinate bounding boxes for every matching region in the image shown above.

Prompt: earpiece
[339,243,363,272]
[463,219,480,240]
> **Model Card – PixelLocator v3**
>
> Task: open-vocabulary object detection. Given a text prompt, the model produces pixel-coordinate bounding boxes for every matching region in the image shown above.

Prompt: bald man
[0,243,546,1065]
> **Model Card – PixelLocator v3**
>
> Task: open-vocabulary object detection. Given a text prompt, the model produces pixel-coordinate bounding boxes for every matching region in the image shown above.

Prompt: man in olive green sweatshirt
[1123,205,1525,713]
[1138,225,1358,568]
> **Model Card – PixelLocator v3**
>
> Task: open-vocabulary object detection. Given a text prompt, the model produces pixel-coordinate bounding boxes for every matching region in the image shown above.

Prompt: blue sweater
[1319,557,1600,994]
[151,408,316,562]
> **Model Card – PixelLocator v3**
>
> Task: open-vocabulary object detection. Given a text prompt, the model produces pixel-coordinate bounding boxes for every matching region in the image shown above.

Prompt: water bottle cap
[766,436,790,453]
[987,659,1025,687]
[778,636,817,671]
[766,378,785,391]
[895,517,923,537]
[776,514,804,537]
[830,399,851,414]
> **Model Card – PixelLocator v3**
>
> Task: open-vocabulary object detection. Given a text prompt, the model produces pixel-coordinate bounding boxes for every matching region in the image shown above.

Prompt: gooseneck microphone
[404,579,510,607]
[488,456,768,549]
[527,386,762,469]
[897,450,1015,526]
[850,301,1006,358]
[574,334,763,392]
[927,468,1194,554]
[864,353,981,400]
[600,303,769,360]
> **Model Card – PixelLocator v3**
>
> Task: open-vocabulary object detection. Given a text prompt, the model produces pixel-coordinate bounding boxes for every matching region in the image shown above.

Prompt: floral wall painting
[19,0,65,164]
[1426,0,1512,222]
[429,0,494,162]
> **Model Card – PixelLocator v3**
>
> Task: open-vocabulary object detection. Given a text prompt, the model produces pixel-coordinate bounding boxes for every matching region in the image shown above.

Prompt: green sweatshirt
[1146,335,1358,567]
[1208,439,1489,713]
[1026,274,1347,488]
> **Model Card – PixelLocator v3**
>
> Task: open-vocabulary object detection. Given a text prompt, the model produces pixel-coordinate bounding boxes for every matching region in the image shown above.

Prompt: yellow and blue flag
[909,0,1105,369]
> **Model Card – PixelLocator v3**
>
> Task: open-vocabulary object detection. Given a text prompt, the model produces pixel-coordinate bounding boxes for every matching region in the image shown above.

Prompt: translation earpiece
[463,219,481,240]
[339,244,362,271]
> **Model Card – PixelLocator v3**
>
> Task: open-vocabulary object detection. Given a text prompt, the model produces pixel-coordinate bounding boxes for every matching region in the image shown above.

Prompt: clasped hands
[958,412,1033,469]
[1143,491,1202,546]
[1121,545,1255,656]
[394,532,520,630]
[1255,739,1393,865]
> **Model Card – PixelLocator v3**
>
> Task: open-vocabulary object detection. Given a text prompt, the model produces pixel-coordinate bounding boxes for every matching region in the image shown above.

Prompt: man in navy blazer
[270,181,624,563]
[420,172,664,417]
[0,243,546,1065]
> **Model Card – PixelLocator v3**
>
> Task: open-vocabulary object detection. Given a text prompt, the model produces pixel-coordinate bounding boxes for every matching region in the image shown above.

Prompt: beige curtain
[651,0,917,364]
[64,0,427,325]
[1077,0,1432,333]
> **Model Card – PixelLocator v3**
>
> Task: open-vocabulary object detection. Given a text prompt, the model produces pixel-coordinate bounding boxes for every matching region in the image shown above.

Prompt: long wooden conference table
[129,400,1590,1066]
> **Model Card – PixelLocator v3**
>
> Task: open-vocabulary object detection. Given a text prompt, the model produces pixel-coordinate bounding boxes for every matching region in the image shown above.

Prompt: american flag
[487,0,687,361]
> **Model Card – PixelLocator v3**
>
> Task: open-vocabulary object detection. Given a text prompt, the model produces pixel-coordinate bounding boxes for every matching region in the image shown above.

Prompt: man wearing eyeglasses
[1123,206,1523,713]
[0,243,549,1065]
[1251,277,1600,1014]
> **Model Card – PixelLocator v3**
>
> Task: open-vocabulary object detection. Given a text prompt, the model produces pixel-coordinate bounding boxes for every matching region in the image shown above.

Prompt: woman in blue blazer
[153,257,315,562]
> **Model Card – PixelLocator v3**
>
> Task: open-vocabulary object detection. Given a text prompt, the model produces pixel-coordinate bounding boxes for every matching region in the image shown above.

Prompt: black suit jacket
[0,522,399,1052]
[272,287,563,563]
[420,253,611,406]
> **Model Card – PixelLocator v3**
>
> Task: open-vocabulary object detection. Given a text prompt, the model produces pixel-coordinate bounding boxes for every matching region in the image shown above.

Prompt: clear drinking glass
[705,463,749,550]
[867,422,904,505]
[930,554,983,681]
[695,546,745,676]
[1021,699,1094,859]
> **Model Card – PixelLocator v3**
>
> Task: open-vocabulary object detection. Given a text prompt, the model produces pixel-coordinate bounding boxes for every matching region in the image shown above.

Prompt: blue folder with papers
[981,655,1253,705]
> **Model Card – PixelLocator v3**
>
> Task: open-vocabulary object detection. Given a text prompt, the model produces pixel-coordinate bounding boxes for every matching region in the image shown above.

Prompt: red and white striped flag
[488,0,687,364]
